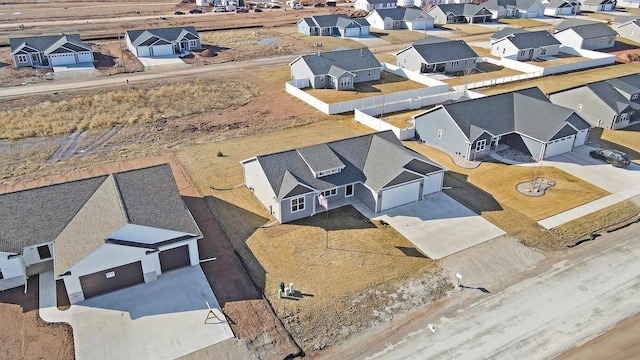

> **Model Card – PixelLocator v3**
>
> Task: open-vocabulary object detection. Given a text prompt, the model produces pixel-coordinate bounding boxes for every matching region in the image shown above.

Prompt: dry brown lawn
[382,108,427,128]
[598,123,640,154]
[375,53,397,64]
[0,76,259,140]
[403,142,613,249]
[480,62,640,95]
[272,27,364,52]
[441,24,494,35]
[369,29,429,44]
[470,46,491,56]
[175,120,449,351]
[498,18,549,28]
[305,71,426,103]
[551,200,640,242]
[522,53,588,68]
[444,66,523,86]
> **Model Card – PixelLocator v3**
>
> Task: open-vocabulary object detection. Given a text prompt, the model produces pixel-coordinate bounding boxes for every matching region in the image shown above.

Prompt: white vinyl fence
[354,109,415,140]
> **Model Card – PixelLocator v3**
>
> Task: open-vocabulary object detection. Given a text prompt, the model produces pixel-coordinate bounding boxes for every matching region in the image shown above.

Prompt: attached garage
[137,46,151,57]
[79,261,144,300]
[574,129,588,147]
[422,172,443,196]
[159,245,191,273]
[381,181,420,211]
[49,53,76,66]
[544,135,574,159]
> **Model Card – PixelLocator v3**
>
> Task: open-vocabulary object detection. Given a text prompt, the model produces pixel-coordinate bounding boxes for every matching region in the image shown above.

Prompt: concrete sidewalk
[538,182,640,229]
[38,271,72,324]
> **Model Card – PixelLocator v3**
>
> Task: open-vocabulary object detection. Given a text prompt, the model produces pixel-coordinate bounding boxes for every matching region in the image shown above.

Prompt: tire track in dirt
[80,127,123,156]
[46,131,86,163]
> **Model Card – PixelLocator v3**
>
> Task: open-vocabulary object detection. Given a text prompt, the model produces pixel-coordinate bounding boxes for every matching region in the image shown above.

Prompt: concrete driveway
[529,145,640,193]
[353,192,506,260]
[136,55,186,69]
[70,265,233,360]
[52,62,95,72]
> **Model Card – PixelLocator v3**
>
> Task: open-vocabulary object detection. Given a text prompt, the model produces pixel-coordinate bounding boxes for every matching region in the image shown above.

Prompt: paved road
[322,223,640,360]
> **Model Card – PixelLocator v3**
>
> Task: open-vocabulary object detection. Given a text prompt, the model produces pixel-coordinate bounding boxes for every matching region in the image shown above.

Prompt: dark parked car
[236,7,249,12]
[314,2,325,6]
[174,10,185,15]
[589,149,631,168]
[189,8,203,13]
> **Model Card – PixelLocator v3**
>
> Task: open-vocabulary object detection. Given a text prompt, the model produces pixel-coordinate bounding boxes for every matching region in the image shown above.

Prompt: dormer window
[632,94,638,100]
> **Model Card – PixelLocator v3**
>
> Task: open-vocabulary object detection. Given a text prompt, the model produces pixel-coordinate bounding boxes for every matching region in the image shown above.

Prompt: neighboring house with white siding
[396,36,479,74]
[10,34,94,68]
[366,8,434,30]
[490,28,561,60]
[355,0,397,11]
[0,164,202,304]
[554,19,617,50]
[241,131,446,223]
[612,16,640,42]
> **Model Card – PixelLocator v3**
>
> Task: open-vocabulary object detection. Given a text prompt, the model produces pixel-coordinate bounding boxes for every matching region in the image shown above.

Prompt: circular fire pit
[516,177,556,197]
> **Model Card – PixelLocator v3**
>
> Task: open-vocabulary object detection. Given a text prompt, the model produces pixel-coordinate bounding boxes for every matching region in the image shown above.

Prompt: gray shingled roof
[585,81,632,113]
[401,37,478,64]
[546,0,574,7]
[607,73,640,96]
[294,48,381,77]
[491,27,529,40]
[433,4,491,16]
[365,0,397,3]
[495,30,561,49]
[612,16,640,26]
[301,14,370,29]
[0,164,200,263]
[436,87,587,142]
[297,143,345,173]
[370,8,432,22]
[254,131,445,199]
[10,34,91,56]
[555,19,617,38]
[486,0,539,10]
[126,26,199,47]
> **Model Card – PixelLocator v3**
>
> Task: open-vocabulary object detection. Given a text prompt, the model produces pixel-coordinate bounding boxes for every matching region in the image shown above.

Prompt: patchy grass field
[480,62,640,95]
[404,141,613,249]
[305,71,426,103]
[382,108,427,128]
[0,77,259,140]
[175,120,450,352]
[369,29,428,44]
[272,27,364,52]
[522,53,588,67]
[441,24,494,35]
[443,66,523,87]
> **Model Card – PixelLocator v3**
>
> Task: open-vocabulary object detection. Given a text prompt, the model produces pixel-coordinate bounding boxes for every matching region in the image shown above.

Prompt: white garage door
[77,52,93,63]
[544,136,574,159]
[422,172,443,196]
[137,47,150,57]
[574,129,588,147]
[381,181,420,211]
[49,53,76,66]
[151,44,173,57]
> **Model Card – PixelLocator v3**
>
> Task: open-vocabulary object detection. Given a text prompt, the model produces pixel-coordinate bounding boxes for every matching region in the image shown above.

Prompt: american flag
[318,193,328,210]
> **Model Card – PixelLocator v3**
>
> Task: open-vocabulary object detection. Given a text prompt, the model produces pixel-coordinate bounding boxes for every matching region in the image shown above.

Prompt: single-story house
[0,164,202,304]
[297,15,370,37]
[126,26,201,57]
[413,87,591,161]
[554,19,617,50]
[290,47,382,90]
[9,34,94,68]
[427,4,493,24]
[397,0,427,7]
[396,36,479,74]
[542,0,576,16]
[490,28,561,60]
[485,0,546,19]
[355,0,397,11]
[612,16,640,42]
[549,74,640,130]
[241,131,447,223]
[366,8,434,30]
[578,0,615,11]
[617,0,640,8]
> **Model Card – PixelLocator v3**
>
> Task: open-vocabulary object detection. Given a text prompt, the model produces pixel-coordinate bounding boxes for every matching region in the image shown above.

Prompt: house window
[452,60,459,67]
[17,54,28,63]
[189,40,198,47]
[368,69,372,77]
[37,245,52,260]
[520,50,525,56]
[577,104,582,111]
[541,48,546,55]
[437,129,442,139]
[291,196,305,212]
[475,139,487,152]
[320,75,325,82]
[345,184,354,197]
[620,112,629,122]
[632,94,638,100]
[354,71,359,78]
[0,270,3,280]
[321,188,337,197]
[502,48,505,54]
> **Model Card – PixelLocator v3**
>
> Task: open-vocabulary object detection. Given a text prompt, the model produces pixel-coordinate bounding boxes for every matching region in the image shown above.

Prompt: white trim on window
[321,188,337,197]
[17,54,28,63]
[475,139,487,152]
[291,196,305,212]
[345,184,354,197]
[437,129,442,139]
